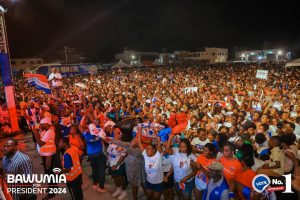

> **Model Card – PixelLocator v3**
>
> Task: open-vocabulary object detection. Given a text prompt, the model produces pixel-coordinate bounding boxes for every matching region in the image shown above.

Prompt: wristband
[229,192,235,198]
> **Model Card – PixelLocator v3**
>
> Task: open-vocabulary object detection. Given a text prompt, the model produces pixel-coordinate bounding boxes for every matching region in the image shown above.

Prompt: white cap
[145,99,151,104]
[40,118,52,125]
[104,121,116,129]
[214,115,221,120]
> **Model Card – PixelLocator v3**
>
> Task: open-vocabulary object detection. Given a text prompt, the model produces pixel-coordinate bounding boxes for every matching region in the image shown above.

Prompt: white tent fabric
[112,59,131,69]
[153,58,163,65]
[131,60,144,67]
[285,58,300,67]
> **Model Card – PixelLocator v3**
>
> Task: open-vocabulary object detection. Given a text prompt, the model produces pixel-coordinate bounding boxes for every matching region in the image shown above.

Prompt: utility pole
[124,47,127,62]
[64,46,68,63]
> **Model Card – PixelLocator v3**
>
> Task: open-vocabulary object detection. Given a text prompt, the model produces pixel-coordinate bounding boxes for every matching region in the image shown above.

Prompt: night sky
[4,0,300,62]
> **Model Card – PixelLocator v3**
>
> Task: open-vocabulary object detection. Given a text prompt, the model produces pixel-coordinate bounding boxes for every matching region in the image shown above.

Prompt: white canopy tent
[112,59,131,69]
[285,58,300,67]
[153,58,163,66]
[131,60,144,67]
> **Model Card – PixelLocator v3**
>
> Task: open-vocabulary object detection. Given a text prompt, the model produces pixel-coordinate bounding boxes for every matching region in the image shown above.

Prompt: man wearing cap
[202,162,229,200]
[79,123,107,193]
[33,118,56,171]
[32,117,57,199]
[104,120,118,138]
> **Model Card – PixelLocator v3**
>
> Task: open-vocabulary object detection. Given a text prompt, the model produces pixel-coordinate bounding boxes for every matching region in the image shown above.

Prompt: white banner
[183,87,198,94]
[75,83,87,89]
[256,70,268,80]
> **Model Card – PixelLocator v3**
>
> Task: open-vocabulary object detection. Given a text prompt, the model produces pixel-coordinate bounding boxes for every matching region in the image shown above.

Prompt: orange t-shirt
[20,101,27,117]
[219,156,242,183]
[69,134,84,156]
[196,155,216,184]
[236,169,256,189]
[197,154,216,170]
[98,114,107,128]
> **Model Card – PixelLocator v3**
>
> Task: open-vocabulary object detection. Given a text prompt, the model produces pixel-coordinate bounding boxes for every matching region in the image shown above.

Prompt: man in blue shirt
[79,123,107,193]
[202,162,229,200]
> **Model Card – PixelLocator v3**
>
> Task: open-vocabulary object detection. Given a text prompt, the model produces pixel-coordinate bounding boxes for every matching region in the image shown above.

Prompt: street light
[0,4,20,132]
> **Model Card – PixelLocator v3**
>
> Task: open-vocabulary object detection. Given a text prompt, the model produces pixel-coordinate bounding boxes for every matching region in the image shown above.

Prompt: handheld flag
[23,74,51,94]
[158,128,172,142]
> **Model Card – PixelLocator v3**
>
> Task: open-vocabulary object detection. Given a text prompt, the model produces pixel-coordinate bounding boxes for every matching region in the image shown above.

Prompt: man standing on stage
[48,68,63,99]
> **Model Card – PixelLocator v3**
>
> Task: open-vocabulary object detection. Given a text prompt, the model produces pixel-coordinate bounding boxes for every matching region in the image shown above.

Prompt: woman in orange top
[236,156,256,200]
[219,142,242,192]
[194,143,216,200]
[69,125,85,162]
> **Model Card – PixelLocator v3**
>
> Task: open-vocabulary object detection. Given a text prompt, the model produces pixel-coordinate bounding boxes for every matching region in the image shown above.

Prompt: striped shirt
[2,151,34,200]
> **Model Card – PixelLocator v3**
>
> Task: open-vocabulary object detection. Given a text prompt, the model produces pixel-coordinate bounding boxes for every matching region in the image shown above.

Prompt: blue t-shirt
[123,112,130,117]
[61,125,71,138]
[212,140,219,151]
[107,112,116,120]
[63,153,73,168]
[82,131,103,155]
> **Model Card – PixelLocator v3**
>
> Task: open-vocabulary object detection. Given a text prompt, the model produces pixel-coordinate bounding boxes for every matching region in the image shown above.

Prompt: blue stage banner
[0,53,13,86]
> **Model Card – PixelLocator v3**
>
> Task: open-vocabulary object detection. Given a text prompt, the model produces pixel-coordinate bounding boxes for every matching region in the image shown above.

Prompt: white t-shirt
[223,122,232,128]
[142,150,163,184]
[107,143,126,167]
[48,73,62,87]
[191,138,210,152]
[162,154,173,172]
[294,123,300,139]
[228,135,240,143]
[172,148,196,183]
[37,129,56,156]
[269,125,278,136]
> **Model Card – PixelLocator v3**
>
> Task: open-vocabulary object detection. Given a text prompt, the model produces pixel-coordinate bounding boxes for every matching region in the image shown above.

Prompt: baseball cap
[40,118,52,125]
[208,162,223,171]
[104,121,116,129]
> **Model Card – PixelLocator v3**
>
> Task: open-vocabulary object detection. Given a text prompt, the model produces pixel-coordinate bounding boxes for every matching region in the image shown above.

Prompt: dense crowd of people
[1,62,300,200]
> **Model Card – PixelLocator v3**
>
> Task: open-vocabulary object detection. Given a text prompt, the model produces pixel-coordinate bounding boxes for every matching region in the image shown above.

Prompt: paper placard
[256,70,268,80]
[75,83,87,89]
[184,87,198,94]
